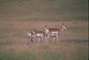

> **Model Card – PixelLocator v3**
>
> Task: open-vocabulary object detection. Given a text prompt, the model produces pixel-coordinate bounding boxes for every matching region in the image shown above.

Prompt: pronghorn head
[27,30,35,38]
[61,23,67,30]
[31,30,35,35]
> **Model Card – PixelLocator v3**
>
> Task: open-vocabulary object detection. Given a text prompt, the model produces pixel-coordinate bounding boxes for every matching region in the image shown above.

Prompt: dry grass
[0,21,88,52]
[0,20,88,60]
[0,0,88,60]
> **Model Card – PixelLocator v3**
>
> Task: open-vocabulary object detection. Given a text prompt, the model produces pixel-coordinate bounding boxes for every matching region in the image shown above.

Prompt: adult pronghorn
[44,23,67,43]
[27,31,44,43]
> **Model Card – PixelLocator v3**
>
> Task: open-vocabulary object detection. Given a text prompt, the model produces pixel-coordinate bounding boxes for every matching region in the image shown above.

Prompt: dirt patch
[0,40,88,46]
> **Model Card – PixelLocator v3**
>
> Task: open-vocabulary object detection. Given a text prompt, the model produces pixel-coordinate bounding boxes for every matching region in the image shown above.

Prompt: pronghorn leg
[32,38,35,44]
[28,37,31,44]
[45,36,50,43]
[44,35,47,43]
[54,34,59,42]
[53,37,56,43]
[30,37,33,43]
[37,38,40,43]
[33,36,36,44]
[42,37,44,43]
[30,38,32,43]
[56,35,59,42]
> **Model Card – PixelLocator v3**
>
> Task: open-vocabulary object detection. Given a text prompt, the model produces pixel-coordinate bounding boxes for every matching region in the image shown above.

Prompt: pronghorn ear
[45,25,47,27]
[31,30,33,33]
[62,23,64,26]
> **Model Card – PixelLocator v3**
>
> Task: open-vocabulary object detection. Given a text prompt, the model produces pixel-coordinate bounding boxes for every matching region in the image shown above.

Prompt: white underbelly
[51,32,58,34]
[37,34,43,38]
[50,32,58,37]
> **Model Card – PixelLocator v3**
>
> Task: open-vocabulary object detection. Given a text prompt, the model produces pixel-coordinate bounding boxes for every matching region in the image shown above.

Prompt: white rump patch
[27,33,31,38]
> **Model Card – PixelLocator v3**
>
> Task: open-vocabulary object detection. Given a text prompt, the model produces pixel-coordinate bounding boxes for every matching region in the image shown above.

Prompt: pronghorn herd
[27,23,67,44]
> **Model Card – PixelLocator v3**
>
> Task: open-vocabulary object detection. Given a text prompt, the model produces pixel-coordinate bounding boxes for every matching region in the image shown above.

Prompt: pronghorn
[44,23,67,43]
[27,32,33,43]
[27,31,45,43]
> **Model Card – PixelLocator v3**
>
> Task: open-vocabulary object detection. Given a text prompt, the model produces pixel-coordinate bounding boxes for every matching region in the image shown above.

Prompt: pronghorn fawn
[28,31,45,44]
[44,23,67,43]
[27,32,33,43]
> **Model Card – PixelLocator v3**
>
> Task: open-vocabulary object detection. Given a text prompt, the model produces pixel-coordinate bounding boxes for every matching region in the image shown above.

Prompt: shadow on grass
[61,39,88,44]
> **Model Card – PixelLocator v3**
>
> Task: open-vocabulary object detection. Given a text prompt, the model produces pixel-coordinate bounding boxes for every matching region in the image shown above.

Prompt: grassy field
[0,0,88,60]
[0,0,88,21]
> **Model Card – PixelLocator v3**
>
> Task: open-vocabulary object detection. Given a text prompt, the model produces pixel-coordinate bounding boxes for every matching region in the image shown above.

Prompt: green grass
[0,48,88,60]
[0,0,88,21]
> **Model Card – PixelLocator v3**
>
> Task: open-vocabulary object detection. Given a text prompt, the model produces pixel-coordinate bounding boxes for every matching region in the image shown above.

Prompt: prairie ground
[0,0,88,60]
[0,21,88,60]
